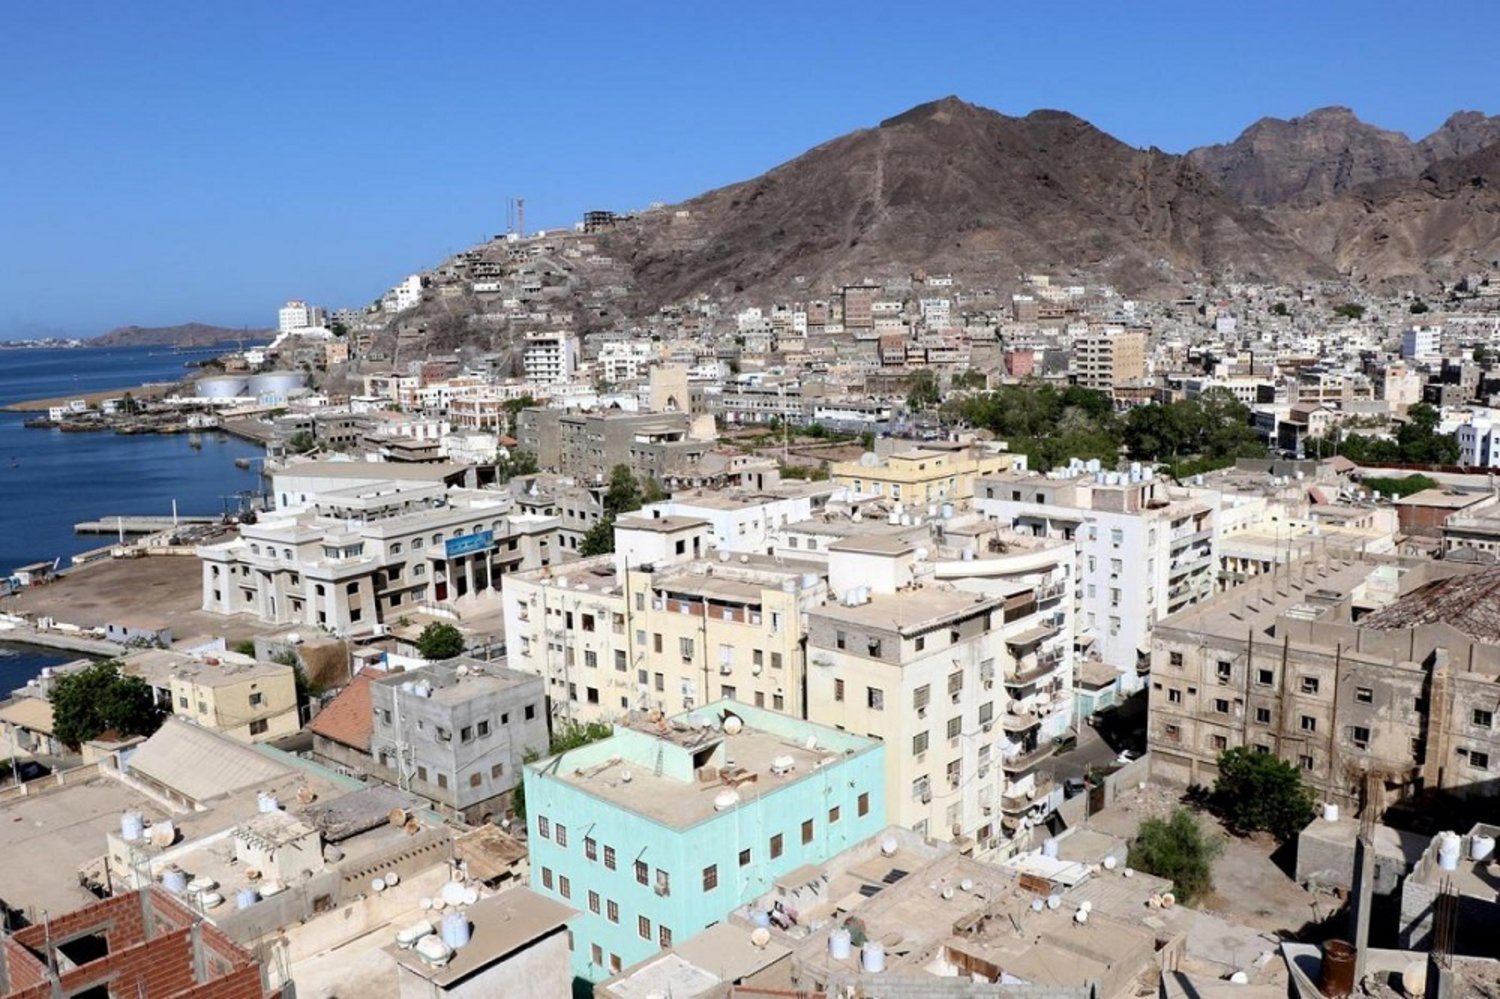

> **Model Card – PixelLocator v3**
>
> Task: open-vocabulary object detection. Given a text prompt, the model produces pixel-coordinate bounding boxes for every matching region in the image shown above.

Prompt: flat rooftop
[386,888,574,987]
[374,658,537,705]
[616,514,709,533]
[812,588,999,633]
[1155,558,1379,640]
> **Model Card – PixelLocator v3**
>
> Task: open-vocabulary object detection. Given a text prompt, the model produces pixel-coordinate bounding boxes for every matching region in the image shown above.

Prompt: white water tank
[121,810,145,842]
[1041,837,1059,858]
[723,715,744,735]
[396,920,434,949]
[880,835,899,857]
[162,868,188,894]
[714,790,741,811]
[1437,831,1463,871]
[829,927,853,960]
[440,911,471,950]
[1472,834,1496,861]
[861,941,886,973]
[1323,802,1340,822]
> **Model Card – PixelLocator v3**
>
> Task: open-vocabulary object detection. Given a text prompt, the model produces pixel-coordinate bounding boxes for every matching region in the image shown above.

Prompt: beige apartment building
[1149,557,1500,808]
[829,442,1026,510]
[1071,326,1146,391]
[121,648,299,743]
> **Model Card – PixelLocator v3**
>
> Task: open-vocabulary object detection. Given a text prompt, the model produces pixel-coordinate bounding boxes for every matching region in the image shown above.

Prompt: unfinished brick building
[0,887,285,999]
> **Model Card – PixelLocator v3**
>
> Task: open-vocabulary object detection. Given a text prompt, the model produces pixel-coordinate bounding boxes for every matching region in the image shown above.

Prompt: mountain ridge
[89,322,271,348]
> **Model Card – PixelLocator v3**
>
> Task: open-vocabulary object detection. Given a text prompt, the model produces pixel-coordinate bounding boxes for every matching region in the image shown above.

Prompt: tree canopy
[495,448,539,482]
[906,370,941,412]
[1127,807,1223,905]
[416,621,466,660]
[1304,403,1459,465]
[511,720,613,821]
[49,661,164,750]
[1212,747,1315,841]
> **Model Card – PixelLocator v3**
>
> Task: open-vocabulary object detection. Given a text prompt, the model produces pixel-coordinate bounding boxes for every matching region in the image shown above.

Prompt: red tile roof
[309,668,386,752]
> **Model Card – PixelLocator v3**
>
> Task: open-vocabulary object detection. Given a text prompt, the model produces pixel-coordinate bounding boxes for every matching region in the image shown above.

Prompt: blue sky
[2,1,1494,338]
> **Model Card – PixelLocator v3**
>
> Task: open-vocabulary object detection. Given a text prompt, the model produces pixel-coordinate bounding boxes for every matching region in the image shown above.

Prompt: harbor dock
[74,515,216,535]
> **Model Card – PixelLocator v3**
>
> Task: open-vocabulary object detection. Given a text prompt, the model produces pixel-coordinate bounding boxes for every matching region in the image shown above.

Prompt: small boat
[234,457,251,469]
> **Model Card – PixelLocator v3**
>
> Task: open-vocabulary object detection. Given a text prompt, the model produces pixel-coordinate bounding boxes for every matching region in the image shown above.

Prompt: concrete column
[464,556,475,600]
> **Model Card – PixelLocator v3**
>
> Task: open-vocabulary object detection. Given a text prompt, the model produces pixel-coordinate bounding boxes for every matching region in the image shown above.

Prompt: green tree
[1212,747,1315,840]
[286,431,316,455]
[415,621,466,660]
[579,517,616,556]
[1476,344,1492,366]
[603,464,643,518]
[953,369,988,391]
[495,448,539,482]
[1127,808,1224,906]
[1333,303,1366,320]
[906,369,941,412]
[641,477,667,504]
[511,720,614,821]
[1271,302,1290,317]
[1364,473,1439,498]
[49,661,164,750]
[1410,299,1430,314]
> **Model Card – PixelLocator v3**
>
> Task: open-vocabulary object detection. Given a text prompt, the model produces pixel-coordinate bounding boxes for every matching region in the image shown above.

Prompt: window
[610,954,622,974]
[607,899,619,924]
[555,824,568,847]
[1300,715,1317,733]
[1210,734,1227,751]
[828,805,841,824]
[584,650,598,670]
[834,679,845,702]
[249,719,269,736]
[912,731,929,755]
[1466,749,1491,771]
[469,773,481,788]
[1168,688,1183,705]
[739,848,752,867]
[635,860,648,885]
[802,818,814,844]
[947,716,961,740]
[1257,668,1274,686]
[1298,755,1315,771]
[915,636,925,652]
[703,864,718,891]
[1169,651,1183,668]
[679,637,694,660]
[585,837,597,861]
[653,633,663,653]
[947,671,963,697]
[525,704,536,720]
[588,890,600,914]
[537,816,550,839]
[858,792,870,817]
[542,867,553,889]
[1355,687,1373,704]
[1213,698,1230,715]
[1350,726,1371,749]
[249,692,265,707]
[867,687,884,711]
[436,773,448,789]
[1163,723,1181,742]
[1300,676,1320,694]
[770,833,783,859]
[1216,661,1231,682]
[1474,709,1494,729]
[590,944,602,968]
[914,684,931,711]
[655,869,670,896]
[1255,707,1272,724]
[771,652,783,670]
[477,719,490,737]
[558,876,571,899]
[658,925,672,949]
[460,725,473,743]
[638,915,652,941]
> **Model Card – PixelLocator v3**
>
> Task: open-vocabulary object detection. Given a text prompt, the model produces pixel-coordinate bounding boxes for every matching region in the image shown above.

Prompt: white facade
[384,274,424,313]
[1458,418,1500,468]
[1401,325,1441,361]
[523,332,579,386]
[278,299,325,333]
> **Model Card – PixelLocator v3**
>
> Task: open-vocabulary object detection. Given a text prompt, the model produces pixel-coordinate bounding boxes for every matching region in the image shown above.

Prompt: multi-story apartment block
[277,298,325,333]
[502,516,825,723]
[1070,326,1146,391]
[641,482,835,553]
[842,285,877,330]
[516,408,711,483]
[524,702,886,982]
[803,532,1074,857]
[1149,558,1500,808]
[829,441,1027,510]
[121,648,299,744]
[976,463,1217,684]
[367,658,547,822]
[522,331,579,385]
[199,477,559,633]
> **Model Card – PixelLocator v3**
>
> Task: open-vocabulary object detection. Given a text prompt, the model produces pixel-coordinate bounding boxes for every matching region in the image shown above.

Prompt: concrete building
[803,530,1075,857]
[829,442,1027,510]
[640,482,835,554]
[977,463,1218,684]
[386,888,576,999]
[515,408,712,484]
[199,477,559,633]
[1398,823,1500,956]
[1401,325,1442,361]
[522,331,579,386]
[121,648,299,743]
[1071,326,1146,391]
[1149,558,1500,808]
[367,658,548,822]
[278,298,325,333]
[523,702,886,983]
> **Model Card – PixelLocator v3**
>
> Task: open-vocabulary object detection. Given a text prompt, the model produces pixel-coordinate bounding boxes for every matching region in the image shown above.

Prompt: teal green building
[524,701,887,982]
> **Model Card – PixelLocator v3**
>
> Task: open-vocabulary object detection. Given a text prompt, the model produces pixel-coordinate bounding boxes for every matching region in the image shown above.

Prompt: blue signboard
[444,530,494,558]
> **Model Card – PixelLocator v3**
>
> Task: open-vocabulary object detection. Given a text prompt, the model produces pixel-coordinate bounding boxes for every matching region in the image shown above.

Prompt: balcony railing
[1001,741,1057,773]
[1001,773,1056,812]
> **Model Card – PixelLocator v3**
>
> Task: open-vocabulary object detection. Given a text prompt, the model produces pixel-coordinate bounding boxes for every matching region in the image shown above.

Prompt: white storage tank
[1437,831,1463,871]
[236,887,259,909]
[162,868,188,894]
[829,927,853,960]
[1471,833,1496,862]
[121,810,145,842]
[247,370,308,396]
[861,941,886,973]
[440,911,471,950]
[196,375,249,399]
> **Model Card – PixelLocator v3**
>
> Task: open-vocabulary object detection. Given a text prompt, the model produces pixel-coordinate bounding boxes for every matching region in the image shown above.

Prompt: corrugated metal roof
[126,717,291,803]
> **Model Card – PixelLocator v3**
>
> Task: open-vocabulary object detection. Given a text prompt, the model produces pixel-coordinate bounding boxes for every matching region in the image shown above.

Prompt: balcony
[1169,525,1214,548]
[1005,621,1060,651]
[1001,773,1055,813]
[1001,741,1057,773]
[1006,647,1064,686]
[1034,580,1068,603]
[1000,709,1042,734]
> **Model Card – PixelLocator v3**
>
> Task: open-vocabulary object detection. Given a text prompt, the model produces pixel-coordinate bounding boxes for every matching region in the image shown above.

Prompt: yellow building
[830,443,1026,509]
[122,649,299,743]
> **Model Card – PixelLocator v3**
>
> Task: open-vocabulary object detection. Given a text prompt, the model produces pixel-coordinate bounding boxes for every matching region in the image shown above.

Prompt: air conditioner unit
[978,765,989,777]
[917,705,928,718]
[982,721,993,733]
[982,803,993,815]
[920,789,932,803]
[951,692,961,704]
[951,823,964,837]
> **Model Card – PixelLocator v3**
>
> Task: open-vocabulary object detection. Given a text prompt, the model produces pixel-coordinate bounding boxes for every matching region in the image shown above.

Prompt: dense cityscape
[6,7,1500,999]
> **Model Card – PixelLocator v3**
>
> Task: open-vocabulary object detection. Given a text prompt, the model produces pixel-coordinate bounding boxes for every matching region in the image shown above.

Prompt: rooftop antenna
[516,197,526,239]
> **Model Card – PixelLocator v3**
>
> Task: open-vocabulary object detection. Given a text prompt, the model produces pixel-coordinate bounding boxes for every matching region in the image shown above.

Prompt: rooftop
[386,888,575,988]
[1154,558,1383,640]
[1360,565,1500,641]
[308,668,387,751]
[373,658,539,707]
[812,588,999,634]
[615,513,710,534]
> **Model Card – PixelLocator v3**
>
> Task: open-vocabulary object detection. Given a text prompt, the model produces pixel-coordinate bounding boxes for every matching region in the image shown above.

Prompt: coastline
[1,382,176,413]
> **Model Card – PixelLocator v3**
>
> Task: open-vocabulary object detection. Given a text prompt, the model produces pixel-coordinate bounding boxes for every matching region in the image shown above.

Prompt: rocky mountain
[1188,106,1500,207]
[90,322,269,348]
[1270,140,1500,283]
[596,96,1331,308]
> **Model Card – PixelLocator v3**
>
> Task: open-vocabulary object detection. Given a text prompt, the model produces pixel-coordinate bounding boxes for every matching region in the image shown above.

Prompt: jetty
[74,515,215,535]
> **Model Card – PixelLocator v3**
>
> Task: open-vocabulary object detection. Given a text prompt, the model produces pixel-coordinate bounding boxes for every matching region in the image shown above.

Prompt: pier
[74,515,215,535]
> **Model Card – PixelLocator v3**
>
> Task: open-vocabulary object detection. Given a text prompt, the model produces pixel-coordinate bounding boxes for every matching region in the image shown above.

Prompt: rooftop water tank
[396,920,435,950]
[861,941,886,974]
[713,790,741,811]
[236,887,259,910]
[121,810,145,842]
[414,934,452,968]
[1471,833,1496,862]
[162,868,188,894]
[829,927,853,960]
[440,912,471,950]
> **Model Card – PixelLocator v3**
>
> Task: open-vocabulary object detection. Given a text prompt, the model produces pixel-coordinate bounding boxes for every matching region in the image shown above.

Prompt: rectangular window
[1474,709,1494,728]
[1210,734,1227,751]
[558,876,571,899]
[858,792,870,817]
[828,805,841,824]
[607,899,619,924]
[834,679,845,702]
[770,833,783,859]
[1301,715,1317,733]
[585,837,597,861]
[703,864,718,891]
[477,719,491,736]
[802,818,814,844]
[555,824,567,847]
[948,671,963,697]
[1350,726,1371,749]
[537,816,550,839]
[1255,707,1272,724]
[542,867,553,889]
[1299,755,1315,771]
[914,684,931,711]
[249,719,268,736]
[1257,668,1274,686]
[591,943,602,967]
[1216,661,1231,682]
[679,637,694,660]
[867,687,884,711]
[1169,651,1183,668]
[655,869,670,896]
[635,860,648,885]
[739,848,751,867]
[1301,676,1320,694]
[1469,750,1491,770]
[1355,687,1373,704]
[588,890,600,914]
[638,915,652,941]
[1213,698,1230,715]
[659,925,672,949]
[604,846,616,870]
[947,716,961,740]
[1168,688,1183,704]
[912,731,929,755]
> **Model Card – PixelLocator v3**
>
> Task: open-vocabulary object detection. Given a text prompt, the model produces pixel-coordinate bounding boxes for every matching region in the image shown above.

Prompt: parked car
[1063,777,1088,799]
